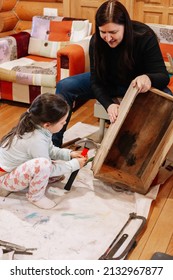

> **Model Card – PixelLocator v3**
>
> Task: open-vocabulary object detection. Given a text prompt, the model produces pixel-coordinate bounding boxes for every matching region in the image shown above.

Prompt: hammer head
[75,138,99,150]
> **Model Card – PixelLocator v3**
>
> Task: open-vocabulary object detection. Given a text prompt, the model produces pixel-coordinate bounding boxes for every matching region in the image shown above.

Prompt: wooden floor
[0,99,173,260]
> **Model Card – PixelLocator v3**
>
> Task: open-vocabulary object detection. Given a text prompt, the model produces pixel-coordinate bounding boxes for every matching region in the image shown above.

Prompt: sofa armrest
[56,37,90,82]
[11,32,30,58]
[0,31,30,64]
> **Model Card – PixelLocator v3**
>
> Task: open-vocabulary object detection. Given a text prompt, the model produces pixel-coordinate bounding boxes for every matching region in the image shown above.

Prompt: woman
[0,93,87,209]
[52,0,170,147]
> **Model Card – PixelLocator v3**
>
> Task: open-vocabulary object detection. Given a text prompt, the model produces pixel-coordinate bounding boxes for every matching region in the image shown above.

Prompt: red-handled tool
[64,138,97,191]
[81,146,89,157]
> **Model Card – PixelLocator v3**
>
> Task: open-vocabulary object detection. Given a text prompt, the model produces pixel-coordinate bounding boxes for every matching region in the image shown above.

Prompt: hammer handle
[64,169,79,191]
[64,146,89,191]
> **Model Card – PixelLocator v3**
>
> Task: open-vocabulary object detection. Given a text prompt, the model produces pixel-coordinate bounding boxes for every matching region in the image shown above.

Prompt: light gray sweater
[0,126,80,176]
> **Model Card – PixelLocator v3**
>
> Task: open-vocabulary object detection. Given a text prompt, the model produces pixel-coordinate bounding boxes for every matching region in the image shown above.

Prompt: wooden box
[92,86,173,194]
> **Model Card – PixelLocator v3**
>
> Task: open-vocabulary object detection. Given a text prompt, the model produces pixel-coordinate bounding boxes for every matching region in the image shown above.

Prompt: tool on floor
[64,138,98,191]
[0,239,37,255]
[99,212,146,260]
[151,252,173,260]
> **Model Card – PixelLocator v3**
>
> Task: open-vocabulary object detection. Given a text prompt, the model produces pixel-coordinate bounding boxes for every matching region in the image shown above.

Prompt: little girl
[0,93,87,209]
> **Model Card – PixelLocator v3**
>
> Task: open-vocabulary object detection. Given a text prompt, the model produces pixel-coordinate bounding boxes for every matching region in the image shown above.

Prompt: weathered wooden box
[92,86,173,194]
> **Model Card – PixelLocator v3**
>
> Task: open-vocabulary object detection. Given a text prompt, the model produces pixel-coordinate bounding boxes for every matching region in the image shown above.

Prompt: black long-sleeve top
[89,21,170,110]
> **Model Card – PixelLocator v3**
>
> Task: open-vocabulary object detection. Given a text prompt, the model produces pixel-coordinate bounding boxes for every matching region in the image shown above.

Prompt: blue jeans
[52,72,93,147]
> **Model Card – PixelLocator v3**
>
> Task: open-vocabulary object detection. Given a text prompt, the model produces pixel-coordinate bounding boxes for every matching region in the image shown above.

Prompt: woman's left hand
[131,74,151,93]
[107,103,120,123]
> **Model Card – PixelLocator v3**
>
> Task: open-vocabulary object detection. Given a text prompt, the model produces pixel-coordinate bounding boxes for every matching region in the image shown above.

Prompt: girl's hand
[77,157,88,168]
[70,151,88,168]
[131,74,151,93]
[107,103,120,123]
[70,151,85,158]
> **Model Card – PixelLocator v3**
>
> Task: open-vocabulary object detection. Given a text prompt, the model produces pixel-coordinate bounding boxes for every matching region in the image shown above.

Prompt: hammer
[64,138,98,191]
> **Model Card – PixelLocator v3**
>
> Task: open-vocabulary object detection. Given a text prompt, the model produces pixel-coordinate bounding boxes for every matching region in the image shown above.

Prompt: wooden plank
[92,85,138,174]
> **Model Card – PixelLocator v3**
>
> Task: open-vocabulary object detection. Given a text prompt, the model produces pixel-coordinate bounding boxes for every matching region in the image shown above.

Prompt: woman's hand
[107,103,120,123]
[131,74,151,93]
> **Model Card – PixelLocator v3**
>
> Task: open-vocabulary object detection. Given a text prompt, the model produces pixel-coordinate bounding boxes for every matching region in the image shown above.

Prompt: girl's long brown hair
[0,93,69,148]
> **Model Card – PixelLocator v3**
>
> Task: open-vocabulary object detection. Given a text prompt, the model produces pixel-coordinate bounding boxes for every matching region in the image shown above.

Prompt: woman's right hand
[107,103,120,123]
[76,156,88,168]
[131,74,151,93]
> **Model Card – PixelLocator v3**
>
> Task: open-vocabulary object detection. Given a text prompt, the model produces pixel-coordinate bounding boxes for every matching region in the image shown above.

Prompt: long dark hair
[0,93,69,148]
[94,0,134,83]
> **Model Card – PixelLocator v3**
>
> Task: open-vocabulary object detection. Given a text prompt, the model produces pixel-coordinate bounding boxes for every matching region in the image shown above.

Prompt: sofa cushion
[30,16,62,40]
[28,38,70,58]
[0,57,57,87]
[49,20,90,42]
[49,21,72,41]
[28,16,91,58]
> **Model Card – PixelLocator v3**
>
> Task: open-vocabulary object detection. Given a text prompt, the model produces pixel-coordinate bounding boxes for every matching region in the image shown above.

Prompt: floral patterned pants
[0,158,51,202]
